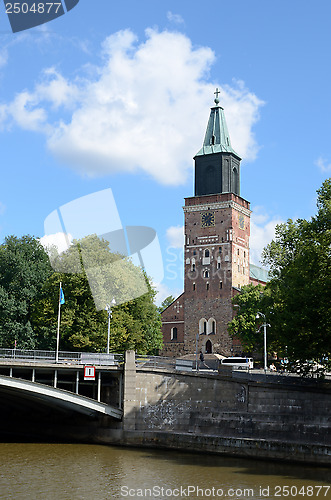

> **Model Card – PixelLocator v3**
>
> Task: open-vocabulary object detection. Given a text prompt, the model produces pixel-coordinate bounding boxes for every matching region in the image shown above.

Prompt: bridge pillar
[123,350,137,431]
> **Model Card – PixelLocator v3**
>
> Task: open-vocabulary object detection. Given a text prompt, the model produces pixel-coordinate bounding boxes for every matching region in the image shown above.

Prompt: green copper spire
[195,88,240,159]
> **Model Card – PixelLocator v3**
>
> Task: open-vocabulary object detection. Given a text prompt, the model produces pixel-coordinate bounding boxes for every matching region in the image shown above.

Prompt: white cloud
[0,47,9,69]
[5,68,79,132]
[166,225,184,248]
[167,11,184,24]
[39,232,73,255]
[2,28,264,185]
[154,281,183,306]
[35,68,80,109]
[250,207,283,265]
[223,80,263,161]
[315,156,331,173]
[8,91,48,132]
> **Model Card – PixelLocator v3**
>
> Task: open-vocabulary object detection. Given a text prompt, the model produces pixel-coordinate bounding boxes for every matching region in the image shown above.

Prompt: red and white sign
[84,365,96,380]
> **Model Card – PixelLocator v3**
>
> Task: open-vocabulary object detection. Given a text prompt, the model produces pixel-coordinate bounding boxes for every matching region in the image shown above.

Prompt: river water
[0,443,330,500]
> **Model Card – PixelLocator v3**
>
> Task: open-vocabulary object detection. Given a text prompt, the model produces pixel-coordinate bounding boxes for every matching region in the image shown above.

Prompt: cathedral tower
[161,90,251,357]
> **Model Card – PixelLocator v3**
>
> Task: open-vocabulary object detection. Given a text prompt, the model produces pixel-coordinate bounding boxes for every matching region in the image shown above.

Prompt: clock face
[238,214,245,230]
[201,211,215,227]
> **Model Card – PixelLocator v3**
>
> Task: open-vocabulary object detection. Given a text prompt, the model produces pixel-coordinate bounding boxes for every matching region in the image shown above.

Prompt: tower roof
[195,88,241,159]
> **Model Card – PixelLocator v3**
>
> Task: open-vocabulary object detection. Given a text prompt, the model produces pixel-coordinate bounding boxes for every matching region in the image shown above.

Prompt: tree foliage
[0,235,53,349]
[229,179,331,375]
[0,233,163,354]
[157,295,176,313]
[33,235,163,354]
[228,284,270,353]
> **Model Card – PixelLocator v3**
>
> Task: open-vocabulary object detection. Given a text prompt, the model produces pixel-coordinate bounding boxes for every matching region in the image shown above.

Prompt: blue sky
[0,0,330,304]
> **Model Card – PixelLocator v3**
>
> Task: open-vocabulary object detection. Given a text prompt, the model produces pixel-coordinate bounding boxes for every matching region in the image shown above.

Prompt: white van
[221,357,254,369]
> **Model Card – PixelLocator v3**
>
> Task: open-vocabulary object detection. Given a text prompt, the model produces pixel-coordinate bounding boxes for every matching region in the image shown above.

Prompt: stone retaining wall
[119,353,331,465]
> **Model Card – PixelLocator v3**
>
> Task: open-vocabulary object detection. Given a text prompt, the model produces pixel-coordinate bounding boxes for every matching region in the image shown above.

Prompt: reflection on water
[0,443,329,499]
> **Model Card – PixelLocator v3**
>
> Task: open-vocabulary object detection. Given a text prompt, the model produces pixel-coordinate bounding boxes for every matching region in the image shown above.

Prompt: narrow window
[220,281,223,289]
[193,282,196,291]
[171,327,178,341]
[205,249,210,258]
[206,282,209,290]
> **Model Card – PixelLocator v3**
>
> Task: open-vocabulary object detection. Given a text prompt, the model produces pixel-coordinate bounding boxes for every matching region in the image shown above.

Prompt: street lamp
[105,298,116,354]
[195,332,200,371]
[256,312,270,372]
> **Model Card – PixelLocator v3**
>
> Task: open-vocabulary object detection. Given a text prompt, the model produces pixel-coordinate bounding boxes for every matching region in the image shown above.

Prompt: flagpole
[56,282,62,363]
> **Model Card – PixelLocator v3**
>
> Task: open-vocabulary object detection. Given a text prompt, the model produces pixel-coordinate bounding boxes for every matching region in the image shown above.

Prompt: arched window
[204,270,209,278]
[205,339,212,354]
[171,327,178,341]
[207,318,216,335]
[233,167,239,194]
[199,318,207,335]
[205,249,210,258]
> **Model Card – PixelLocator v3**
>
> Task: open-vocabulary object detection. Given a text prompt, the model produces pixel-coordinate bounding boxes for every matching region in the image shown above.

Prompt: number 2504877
[274,485,330,497]
[5,3,62,14]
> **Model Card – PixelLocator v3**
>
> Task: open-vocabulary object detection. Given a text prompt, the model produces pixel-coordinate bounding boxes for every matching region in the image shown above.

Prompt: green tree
[0,235,53,349]
[33,235,163,354]
[262,179,331,373]
[228,284,268,353]
[230,179,331,375]
[157,295,175,313]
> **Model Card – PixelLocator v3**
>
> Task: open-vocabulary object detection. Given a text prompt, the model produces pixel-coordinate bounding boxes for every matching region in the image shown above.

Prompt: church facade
[161,90,266,358]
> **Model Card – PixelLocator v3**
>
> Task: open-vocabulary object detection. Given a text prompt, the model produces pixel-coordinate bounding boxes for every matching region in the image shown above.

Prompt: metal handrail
[135,354,176,370]
[0,348,123,366]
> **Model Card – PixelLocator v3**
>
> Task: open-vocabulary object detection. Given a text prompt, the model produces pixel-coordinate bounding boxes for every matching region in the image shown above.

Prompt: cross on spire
[214,87,220,105]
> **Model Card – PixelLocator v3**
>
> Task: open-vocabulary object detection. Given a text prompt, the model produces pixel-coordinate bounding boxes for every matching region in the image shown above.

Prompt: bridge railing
[0,348,124,366]
[135,354,176,371]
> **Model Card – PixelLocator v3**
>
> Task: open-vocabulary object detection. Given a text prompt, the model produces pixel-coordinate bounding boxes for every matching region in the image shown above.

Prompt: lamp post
[195,332,199,371]
[105,298,116,354]
[256,312,270,372]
